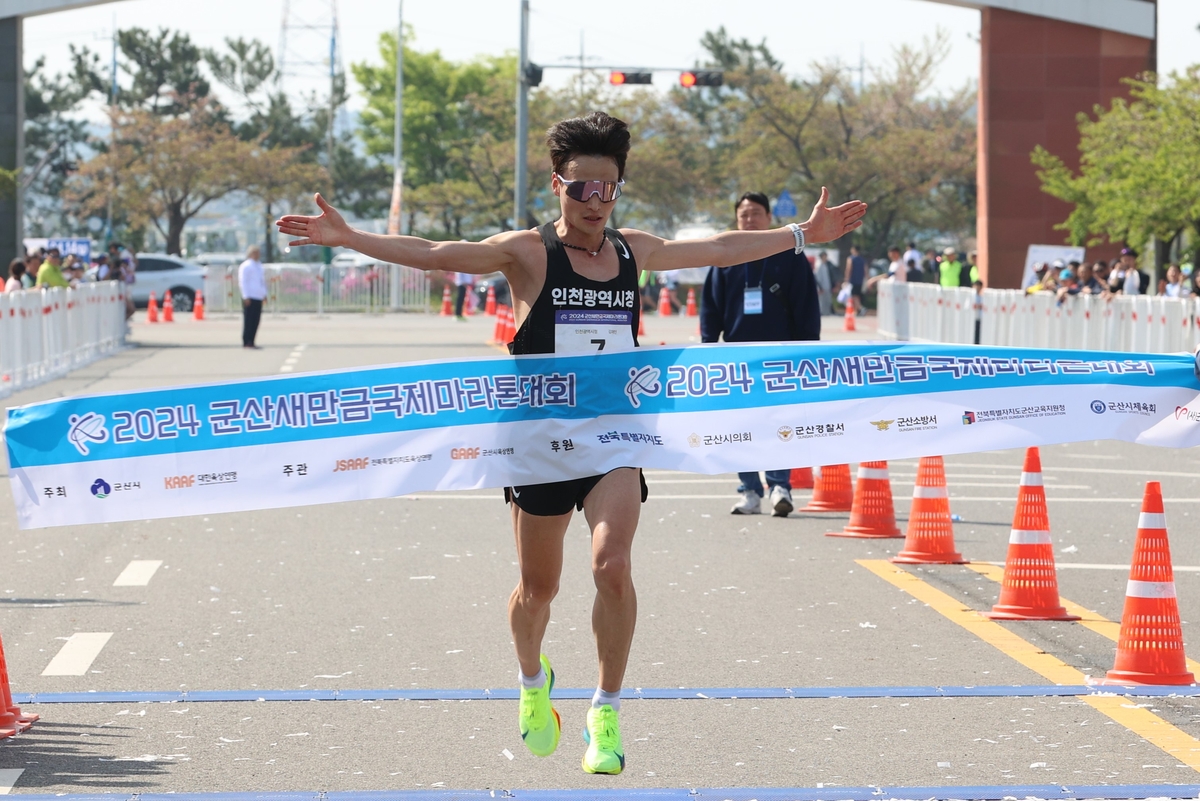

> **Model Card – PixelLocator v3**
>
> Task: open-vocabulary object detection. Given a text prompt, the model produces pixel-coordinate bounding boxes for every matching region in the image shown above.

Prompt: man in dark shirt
[701,191,821,518]
[843,244,866,309]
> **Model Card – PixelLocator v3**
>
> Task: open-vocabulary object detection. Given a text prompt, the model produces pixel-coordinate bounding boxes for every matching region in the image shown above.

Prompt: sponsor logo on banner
[164,475,195,489]
[371,454,433,466]
[897,414,938,432]
[692,432,752,447]
[688,433,702,448]
[597,431,663,446]
[1176,406,1200,423]
[870,419,895,431]
[624,366,661,408]
[960,404,1065,424]
[334,458,369,472]
[90,479,111,499]
[1093,399,1157,416]
[198,472,237,486]
[548,439,575,452]
[777,426,794,442]
[67,412,109,455]
[787,423,845,440]
[451,448,481,460]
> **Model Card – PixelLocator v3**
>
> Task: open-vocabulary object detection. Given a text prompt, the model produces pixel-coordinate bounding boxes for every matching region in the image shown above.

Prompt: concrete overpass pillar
[0,15,22,265]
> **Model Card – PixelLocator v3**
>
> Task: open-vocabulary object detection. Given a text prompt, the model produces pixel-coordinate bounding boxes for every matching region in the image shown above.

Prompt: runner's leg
[508,505,572,677]
[582,468,641,693]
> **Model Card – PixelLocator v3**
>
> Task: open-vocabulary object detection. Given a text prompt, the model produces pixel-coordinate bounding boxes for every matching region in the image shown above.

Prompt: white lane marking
[0,769,24,794]
[113,560,163,587]
[42,632,113,676]
[279,366,294,373]
[280,344,306,374]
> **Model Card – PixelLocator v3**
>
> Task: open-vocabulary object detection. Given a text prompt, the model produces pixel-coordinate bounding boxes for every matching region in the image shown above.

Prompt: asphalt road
[3,309,1200,796]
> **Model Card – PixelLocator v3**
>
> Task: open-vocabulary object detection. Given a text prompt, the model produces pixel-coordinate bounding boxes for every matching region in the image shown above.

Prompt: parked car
[129,254,207,311]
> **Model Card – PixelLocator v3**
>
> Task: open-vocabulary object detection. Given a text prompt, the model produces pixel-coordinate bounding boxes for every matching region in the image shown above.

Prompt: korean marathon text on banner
[6,342,1200,530]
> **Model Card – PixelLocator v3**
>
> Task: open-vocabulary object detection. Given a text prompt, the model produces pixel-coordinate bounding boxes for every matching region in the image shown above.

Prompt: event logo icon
[777,426,794,442]
[1175,406,1200,422]
[962,411,976,425]
[869,419,895,431]
[1090,400,1107,414]
[688,433,701,448]
[90,479,111,499]
[67,412,109,456]
[624,366,661,408]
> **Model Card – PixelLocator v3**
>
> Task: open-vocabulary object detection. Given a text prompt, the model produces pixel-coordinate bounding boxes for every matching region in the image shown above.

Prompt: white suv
[129,254,207,312]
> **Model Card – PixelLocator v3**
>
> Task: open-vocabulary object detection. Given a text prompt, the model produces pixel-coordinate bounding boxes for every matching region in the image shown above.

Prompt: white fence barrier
[0,282,128,399]
[878,281,1200,353]
[204,263,430,314]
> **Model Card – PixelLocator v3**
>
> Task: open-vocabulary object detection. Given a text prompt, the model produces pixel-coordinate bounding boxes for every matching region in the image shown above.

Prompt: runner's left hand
[804,187,868,244]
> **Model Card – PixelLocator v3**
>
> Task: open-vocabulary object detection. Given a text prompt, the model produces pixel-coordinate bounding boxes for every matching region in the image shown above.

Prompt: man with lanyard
[701,191,820,517]
[277,111,867,775]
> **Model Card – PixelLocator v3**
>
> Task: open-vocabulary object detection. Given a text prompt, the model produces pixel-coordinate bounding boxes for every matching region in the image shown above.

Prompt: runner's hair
[546,112,631,180]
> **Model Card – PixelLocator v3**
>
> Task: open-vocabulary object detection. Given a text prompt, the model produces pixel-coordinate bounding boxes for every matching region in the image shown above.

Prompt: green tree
[1032,67,1200,264]
[116,27,211,116]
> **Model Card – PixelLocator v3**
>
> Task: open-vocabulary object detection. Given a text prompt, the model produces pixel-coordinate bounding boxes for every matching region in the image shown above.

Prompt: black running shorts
[504,468,649,517]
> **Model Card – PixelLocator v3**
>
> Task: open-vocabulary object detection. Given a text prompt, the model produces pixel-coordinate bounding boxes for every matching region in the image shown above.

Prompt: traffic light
[679,70,723,88]
[524,62,543,87]
[609,71,652,86]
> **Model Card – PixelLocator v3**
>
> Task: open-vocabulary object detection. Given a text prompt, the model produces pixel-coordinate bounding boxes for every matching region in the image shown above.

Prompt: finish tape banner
[7,342,1200,530]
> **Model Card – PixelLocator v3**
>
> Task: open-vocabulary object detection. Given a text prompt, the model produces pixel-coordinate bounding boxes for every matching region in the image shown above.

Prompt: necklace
[562,238,606,257]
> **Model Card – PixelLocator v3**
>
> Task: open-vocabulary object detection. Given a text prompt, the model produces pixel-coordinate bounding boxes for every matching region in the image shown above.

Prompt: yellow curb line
[857,559,1200,772]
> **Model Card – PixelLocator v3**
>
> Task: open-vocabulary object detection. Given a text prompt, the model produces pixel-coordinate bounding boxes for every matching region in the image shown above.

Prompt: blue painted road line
[11,683,1200,705]
[8,784,1200,800]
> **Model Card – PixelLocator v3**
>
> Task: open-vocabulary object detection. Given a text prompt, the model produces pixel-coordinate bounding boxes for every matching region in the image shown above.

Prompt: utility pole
[513,0,529,231]
[386,0,403,236]
[104,16,116,244]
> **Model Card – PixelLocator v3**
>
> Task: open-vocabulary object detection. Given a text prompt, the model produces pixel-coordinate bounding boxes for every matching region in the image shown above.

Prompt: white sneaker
[769,485,794,518]
[730,490,762,515]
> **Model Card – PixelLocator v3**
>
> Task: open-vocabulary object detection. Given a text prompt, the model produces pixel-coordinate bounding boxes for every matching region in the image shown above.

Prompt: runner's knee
[518,577,559,609]
[592,552,632,596]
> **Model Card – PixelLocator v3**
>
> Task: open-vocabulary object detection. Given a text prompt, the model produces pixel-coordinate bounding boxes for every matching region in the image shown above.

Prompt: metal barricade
[207,263,430,313]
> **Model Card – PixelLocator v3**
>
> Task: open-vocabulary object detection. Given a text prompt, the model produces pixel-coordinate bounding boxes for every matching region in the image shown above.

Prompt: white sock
[519,667,546,690]
[592,688,621,711]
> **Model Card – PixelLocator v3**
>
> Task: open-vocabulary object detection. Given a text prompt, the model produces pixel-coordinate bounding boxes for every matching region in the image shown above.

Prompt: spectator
[1113,247,1145,295]
[903,242,923,280]
[701,190,820,518]
[812,249,834,315]
[1059,262,1104,301]
[1091,260,1110,286]
[453,271,473,320]
[1027,272,1058,294]
[868,245,906,288]
[92,253,112,281]
[21,253,38,288]
[1190,268,1200,298]
[35,248,68,288]
[938,247,963,288]
[922,248,939,280]
[842,244,866,311]
[238,245,266,349]
[905,258,922,282]
[5,259,25,292]
[1161,264,1189,298]
[972,279,984,344]
[963,250,980,287]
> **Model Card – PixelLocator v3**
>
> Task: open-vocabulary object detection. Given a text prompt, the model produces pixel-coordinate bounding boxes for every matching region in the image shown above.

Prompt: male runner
[277,111,866,774]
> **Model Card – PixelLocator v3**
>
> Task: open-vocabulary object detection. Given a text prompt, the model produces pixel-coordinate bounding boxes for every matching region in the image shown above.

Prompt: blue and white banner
[6,342,1200,530]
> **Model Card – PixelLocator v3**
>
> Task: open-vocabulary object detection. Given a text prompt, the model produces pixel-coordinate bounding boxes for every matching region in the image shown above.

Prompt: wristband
[787,223,805,254]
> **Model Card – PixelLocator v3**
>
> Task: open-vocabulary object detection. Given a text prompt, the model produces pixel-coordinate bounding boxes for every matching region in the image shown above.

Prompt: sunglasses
[554,173,624,203]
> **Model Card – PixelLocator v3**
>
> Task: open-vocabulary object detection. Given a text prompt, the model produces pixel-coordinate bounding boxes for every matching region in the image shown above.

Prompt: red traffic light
[609,71,626,85]
[609,71,652,86]
[679,70,723,88]
[679,71,697,88]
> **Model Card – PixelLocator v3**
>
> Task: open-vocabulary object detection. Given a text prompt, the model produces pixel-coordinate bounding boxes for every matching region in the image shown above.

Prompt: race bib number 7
[554,310,635,354]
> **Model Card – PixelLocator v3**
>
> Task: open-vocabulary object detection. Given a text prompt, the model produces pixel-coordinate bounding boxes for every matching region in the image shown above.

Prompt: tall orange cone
[147,292,159,323]
[492,305,507,344]
[485,285,497,316]
[658,287,672,316]
[843,295,856,331]
[1093,482,1194,685]
[162,290,174,322]
[790,467,814,489]
[193,289,205,320]
[892,456,965,564]
[0,633,38,740]
[685,287,698,316]
[638,310,646,338]
[829,461,901,538]
[503,305,517,344]
[439,285,453,316]
[802,464,853,512]
[987,447,1078,621]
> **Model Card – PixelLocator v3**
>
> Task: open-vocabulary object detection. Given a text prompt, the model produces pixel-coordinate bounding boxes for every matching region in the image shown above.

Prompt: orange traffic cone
[987,447,1078,621]
[162,290,174,322]
[892,456,965,564]
[147,292,159,323]
[492,305,507,344]
[439,285,453,316]
[194,289,205,320]
[685,287,698,316]
[829,461,901,538]
[638,310,646,338]
[658,287,672,316]
[1093,482,1195,685]
[843,295,856,332]
[485,285,497,316]
[504,306,518,344]
[790,467,814,490]
[0,632,38,740]
[802,464,853,512]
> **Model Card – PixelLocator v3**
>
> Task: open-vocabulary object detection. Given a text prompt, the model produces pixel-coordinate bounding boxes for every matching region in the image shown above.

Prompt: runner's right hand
[276,194,351,248]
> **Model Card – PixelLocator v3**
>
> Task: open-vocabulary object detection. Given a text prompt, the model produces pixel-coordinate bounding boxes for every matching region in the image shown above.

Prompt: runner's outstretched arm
[275,193,519,275]
[626,187,867,273]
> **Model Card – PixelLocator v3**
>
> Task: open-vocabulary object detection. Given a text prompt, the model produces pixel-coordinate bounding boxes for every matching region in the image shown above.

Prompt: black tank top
[510,221,641,355]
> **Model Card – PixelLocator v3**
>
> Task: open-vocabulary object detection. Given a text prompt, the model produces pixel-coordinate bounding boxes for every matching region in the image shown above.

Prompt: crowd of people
[1024,247,1197,302]
[5,243,138,317]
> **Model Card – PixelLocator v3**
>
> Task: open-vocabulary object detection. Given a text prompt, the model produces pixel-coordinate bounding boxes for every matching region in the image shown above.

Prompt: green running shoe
[581,704,625,774]
[518,654,561,757]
